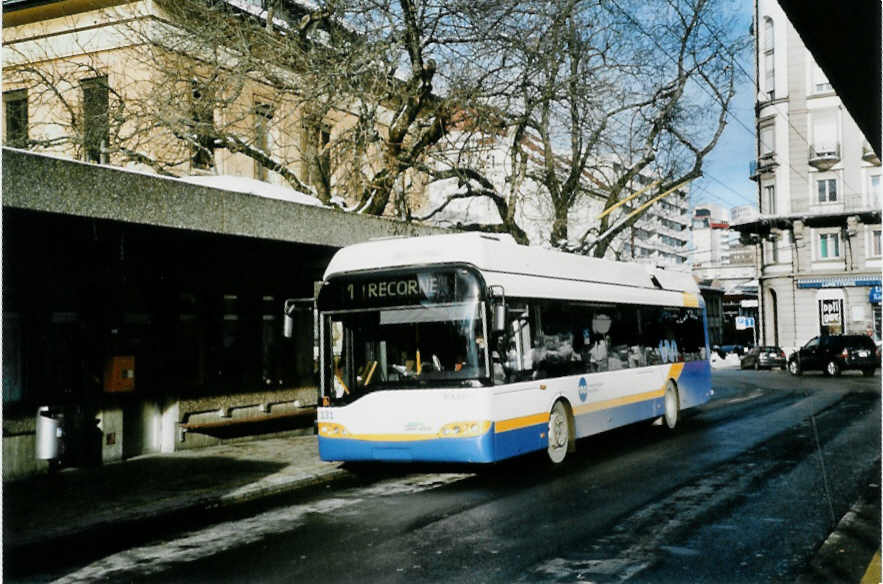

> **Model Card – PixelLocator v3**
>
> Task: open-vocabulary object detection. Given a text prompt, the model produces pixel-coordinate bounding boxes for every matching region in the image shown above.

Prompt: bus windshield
[325,302,488,399]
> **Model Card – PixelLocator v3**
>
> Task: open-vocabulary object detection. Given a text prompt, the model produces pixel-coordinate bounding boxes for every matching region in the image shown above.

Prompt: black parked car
[740,346,786,370]
[787,335,879,377]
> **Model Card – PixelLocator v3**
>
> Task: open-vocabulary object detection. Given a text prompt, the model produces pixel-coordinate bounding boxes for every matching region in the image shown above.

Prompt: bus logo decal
[578,377,588,402]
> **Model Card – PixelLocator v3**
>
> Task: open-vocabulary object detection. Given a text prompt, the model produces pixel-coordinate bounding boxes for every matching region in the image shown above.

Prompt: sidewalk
[3,433,880,583]
[3,434,348,570]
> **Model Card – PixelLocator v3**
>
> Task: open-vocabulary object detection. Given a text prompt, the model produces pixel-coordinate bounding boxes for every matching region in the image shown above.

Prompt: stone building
[732,0,881,353]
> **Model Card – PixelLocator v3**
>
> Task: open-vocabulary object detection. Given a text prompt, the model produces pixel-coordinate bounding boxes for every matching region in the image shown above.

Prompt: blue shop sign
[870,286,882,304]
[797,277,882,289]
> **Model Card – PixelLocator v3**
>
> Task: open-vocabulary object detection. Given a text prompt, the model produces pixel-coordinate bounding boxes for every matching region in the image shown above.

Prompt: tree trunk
[550,202,569,248]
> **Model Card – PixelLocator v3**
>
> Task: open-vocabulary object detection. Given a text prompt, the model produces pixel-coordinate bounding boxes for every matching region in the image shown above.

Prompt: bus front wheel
[547,401,571,464]
[663,381,680,430]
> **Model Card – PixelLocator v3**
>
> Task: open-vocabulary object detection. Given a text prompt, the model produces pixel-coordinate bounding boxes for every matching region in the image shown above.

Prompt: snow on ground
[180,175,325,207]
[710,352,742,370]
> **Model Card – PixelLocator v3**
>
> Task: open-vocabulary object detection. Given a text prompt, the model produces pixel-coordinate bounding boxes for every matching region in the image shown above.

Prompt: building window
[869,174,881,208]
[769,235,779,263]
[307,123,332,189]
[812,111,838,156]
[817,178,837,203]
[872,229,882,257]
[81,76,109,163]
[763,17,775,98]
[4,89,28,148]
[818,232,840,259]
[254,103,274,180]
[191,82,215,170]
[764,184,776,214]
[318,125,331,175]
[759,124,775,157]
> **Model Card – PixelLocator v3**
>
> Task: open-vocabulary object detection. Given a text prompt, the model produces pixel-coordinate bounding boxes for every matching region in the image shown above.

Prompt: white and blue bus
[300,233,712,464]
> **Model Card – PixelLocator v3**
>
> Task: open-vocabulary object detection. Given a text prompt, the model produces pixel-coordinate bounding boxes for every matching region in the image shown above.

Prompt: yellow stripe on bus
[668,362,685,381]
[495,412,550,433]
[497,363,687,432]
[572,389,665,416]
[318,422,492,442]
[572,363,684,416]
[318,423,436,442]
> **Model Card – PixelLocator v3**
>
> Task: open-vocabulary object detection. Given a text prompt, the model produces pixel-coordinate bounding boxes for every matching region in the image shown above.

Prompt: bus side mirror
[283,299,297,338]
[489,285,507,335]
[493,301,507,334]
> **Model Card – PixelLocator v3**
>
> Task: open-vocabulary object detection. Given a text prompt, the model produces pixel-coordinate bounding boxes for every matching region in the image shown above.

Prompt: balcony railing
[808,143,841,170]
[749,153,778,181]
[862,142,881,166]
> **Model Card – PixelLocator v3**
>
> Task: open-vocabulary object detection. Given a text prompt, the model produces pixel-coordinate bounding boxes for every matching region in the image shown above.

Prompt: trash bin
[35,406,64,460]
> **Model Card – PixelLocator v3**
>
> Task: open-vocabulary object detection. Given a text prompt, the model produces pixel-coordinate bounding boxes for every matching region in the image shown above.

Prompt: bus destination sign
[319,269,480,310]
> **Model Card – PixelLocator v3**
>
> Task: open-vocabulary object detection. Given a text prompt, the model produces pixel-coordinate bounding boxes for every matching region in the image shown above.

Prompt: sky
[690,1,758,216]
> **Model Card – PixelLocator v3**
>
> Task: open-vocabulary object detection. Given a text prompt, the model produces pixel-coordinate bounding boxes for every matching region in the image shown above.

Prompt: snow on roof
[180,175,325,207]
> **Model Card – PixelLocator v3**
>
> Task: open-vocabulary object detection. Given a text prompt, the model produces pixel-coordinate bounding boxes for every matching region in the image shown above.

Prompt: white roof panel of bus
[322,233,699,296]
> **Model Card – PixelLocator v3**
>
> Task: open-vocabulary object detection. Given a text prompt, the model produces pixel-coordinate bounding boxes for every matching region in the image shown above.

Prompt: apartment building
[619,182,690,268]
[422,131,691,267]
[732,0,881,351]
[691,203,732,269]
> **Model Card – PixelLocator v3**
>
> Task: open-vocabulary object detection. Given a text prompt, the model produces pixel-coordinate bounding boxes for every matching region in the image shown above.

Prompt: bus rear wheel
[547,401,571,464]
[663,381,680,430]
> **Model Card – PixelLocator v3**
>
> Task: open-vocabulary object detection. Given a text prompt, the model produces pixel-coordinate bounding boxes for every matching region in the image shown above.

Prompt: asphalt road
[49,369,881,584]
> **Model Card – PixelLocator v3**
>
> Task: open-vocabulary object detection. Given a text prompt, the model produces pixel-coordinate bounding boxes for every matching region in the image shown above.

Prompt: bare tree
[416,0,742,254]
[5,0,742,241]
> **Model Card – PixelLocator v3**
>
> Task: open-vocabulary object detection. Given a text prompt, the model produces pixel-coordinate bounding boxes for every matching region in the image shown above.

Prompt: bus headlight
[318,422,350,438]
[437,421,490,438]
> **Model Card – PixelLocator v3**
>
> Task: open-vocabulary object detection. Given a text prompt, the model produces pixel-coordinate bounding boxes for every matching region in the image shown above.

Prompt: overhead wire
[686,0,864,197]
[609,0,863,207]
[601,0,759,210]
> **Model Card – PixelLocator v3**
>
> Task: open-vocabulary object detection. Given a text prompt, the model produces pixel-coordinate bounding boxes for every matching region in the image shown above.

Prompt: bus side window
[532,303,575,379]
[502,303,532,381]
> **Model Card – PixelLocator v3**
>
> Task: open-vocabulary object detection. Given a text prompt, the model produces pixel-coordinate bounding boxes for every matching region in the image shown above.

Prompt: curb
[797,461,881,584]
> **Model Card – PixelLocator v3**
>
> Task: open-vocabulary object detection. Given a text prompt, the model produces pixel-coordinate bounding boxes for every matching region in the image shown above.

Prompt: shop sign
[870,286,882,304]
[797,277,882,289]
[820,299,842,326]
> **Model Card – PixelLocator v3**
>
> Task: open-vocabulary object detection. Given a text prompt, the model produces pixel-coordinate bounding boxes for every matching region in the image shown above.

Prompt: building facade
[618,180,691,268]
[691,202,759,347]
[1,0,447,479]
[2,148,444,480]
[733,0,881,353]
[691,203,732,269]
[422,129,691,267]
[2,0,433,216]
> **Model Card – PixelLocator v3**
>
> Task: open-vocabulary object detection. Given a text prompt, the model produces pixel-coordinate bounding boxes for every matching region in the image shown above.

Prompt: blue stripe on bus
[318,429,496,463]
[675,359,712,409]
[573,398,657,436]
[493,422,547,460]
